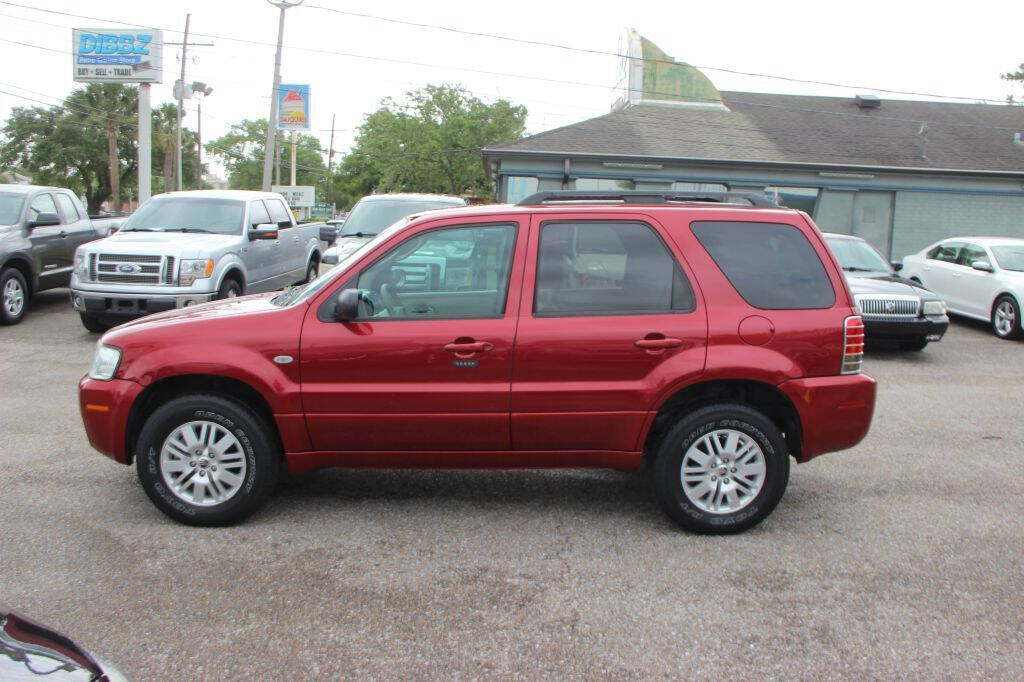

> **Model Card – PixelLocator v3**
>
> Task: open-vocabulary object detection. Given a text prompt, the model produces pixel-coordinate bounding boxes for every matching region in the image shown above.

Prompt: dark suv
[79,191,876,533]
[1,184,99,324]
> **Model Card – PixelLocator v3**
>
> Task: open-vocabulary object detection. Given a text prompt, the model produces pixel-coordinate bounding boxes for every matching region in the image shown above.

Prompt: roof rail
[516,190,778,208]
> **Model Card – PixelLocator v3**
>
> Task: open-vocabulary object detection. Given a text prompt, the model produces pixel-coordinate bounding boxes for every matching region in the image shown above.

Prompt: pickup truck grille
[856,295,920,318]
[94,254,176,285]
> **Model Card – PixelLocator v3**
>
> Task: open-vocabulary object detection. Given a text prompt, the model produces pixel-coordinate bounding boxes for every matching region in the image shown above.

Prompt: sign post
[73,28,163,206]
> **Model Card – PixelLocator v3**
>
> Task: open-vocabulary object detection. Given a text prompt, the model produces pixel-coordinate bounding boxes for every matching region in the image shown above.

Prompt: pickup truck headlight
[74,252,88,281]
[89,343,122,381]
[179,259,214,286]
[922,300,946,316]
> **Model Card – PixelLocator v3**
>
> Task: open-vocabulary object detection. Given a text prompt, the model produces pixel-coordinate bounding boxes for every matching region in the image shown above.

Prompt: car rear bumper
[71,288,216,318]
[862,315,948,343]
[79,376,143,464]
[779,372,877,462]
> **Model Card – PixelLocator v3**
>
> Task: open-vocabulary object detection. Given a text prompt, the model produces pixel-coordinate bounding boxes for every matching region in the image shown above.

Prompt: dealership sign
[277,84,310,130]
[72,28,163,83]
[273,185,315,208]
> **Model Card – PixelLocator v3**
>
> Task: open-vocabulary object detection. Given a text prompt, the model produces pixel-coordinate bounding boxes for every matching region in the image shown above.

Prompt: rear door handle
[634,336,685,350]
[444,340,494,355]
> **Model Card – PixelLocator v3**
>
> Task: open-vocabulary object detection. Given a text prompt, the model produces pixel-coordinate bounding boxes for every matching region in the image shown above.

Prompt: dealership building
[482,33,1024,259]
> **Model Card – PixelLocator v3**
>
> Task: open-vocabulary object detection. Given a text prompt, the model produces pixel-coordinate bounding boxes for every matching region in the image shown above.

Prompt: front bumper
[779,372,877,462]
[862,315,949,343]
[71,288,216,318]
[79,376,143,464]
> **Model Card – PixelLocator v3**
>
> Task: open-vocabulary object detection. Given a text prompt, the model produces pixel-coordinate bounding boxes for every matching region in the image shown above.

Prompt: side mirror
[972,260,994,273]
[334,288,362,322]
[890,261,903,271]
[319,225,338,245]
[108,219,125,234]
[28,212,60,228]
[249,223,279,241]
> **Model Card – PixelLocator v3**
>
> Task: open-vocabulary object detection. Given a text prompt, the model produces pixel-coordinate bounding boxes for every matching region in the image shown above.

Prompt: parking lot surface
[2,289,1022,680]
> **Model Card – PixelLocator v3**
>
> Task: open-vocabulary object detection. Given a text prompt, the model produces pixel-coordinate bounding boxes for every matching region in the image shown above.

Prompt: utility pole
[326,113,335,206]
[290,131,297,186]
[196,98,203,189]
[261,0,305,191]
[274,131,281,186]
[138,83,151,205]
[175,13,190,192]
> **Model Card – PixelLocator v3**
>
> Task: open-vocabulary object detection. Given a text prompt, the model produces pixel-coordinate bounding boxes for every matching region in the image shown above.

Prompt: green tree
[206,119,326,191]
[152,102,202,193]
[0,83,138,212]
[335,84,526,205]
[1002,63,1024,104]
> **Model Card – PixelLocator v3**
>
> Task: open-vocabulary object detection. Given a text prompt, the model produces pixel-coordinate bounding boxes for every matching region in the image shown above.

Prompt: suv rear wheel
[135,394,280,526]
[654,403,790,533]
[1,267,28,325]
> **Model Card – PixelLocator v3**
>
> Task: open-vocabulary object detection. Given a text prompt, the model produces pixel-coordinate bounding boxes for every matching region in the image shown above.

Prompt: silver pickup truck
[70,190,323,332]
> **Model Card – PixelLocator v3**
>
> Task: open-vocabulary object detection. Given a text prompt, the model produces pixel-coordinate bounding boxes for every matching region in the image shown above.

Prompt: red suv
[79,191,875,533]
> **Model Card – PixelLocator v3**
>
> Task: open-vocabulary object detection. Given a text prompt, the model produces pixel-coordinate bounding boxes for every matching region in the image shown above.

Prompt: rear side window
[928,242,961,263]
[56,193,81,222]
[535,221,695,316]
[691,221,835,310]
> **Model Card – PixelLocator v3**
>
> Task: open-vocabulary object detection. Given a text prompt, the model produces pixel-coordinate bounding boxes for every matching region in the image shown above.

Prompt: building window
[765,186,819,214]
[672,181,727,193]
[574,178,636,191]
[505,176,539,204]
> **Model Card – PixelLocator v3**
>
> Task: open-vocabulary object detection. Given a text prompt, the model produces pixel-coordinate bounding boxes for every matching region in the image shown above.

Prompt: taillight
[841,315,864,374]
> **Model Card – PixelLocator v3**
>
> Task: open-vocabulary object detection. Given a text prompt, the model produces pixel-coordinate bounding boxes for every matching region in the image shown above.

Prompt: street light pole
[261,0,305,191]
[175,13,190,192]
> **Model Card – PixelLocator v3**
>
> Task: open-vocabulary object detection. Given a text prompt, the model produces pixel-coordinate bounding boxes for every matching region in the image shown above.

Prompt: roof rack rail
[516,190,778,208]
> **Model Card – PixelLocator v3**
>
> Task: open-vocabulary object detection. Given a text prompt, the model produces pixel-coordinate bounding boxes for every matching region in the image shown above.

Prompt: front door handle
[634,335,685,350]
[444,340,494,356]
[59,230,67,238]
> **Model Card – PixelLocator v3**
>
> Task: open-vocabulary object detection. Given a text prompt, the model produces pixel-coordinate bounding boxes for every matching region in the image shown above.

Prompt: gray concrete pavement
[1,289,1022,680]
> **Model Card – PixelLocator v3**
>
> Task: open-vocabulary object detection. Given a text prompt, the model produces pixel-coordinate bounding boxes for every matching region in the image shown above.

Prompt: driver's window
[355,223,516,320]
[29,193,57,221]
[249,200,271,227]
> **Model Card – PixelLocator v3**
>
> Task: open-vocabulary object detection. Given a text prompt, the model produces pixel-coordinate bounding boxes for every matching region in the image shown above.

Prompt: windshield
[272,217,415,307]
[0,193,24,224]
[123,197,244,234]
[340,198,458,237]
[991,245,1024,272]
[826,237,891,273]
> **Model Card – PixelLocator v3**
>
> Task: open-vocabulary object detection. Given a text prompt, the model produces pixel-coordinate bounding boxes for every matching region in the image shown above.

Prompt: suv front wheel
[654,403,790,533]
[135,394,280,525]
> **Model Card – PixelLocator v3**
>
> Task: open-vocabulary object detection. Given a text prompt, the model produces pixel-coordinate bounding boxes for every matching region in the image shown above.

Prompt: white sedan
[901,237,1024,339]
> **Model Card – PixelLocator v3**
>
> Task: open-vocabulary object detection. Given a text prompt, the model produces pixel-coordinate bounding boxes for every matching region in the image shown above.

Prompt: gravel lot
[2,289,1022,680]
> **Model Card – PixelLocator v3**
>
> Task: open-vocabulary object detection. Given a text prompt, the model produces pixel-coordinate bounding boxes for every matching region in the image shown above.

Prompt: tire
[135,394,280,526]
[991,295,1022,340]
[0,267,28,325]
[217,277,242,300]
[653,403,790,534]
[898,340,928,351]
[79,313,112,334]
[302,258,319,284]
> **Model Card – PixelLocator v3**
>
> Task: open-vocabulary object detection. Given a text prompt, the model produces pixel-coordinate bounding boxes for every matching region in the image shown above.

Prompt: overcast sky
[1,0,1022,180]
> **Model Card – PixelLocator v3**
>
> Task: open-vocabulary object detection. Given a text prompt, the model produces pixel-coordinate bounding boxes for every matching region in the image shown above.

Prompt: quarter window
[534,221,695,316]
[355,224,517,320]
[56,194,81,222]
[28,193,58,221]
[691,221,835,310]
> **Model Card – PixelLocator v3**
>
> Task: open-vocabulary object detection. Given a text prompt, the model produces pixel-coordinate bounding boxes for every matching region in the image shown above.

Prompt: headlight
[179,259,214,286]
[89,343,122,381]
[74,252,88,281]
[922,300,946,316]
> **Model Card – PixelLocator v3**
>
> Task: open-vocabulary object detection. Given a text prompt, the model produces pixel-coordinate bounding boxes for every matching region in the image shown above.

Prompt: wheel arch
[1,254,35,296]
[124,374,281,464]
[991,291,1020,316]
[217,265,246,292]
[642,379,802,463]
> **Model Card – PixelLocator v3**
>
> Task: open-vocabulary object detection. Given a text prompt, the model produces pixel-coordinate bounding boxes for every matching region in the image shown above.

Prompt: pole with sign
[73,27,163,205]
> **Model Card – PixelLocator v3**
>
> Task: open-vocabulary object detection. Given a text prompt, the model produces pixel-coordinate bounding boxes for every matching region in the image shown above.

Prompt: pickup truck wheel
[992,295,1021,339]
[0,267,27,325]
[653,403,789,534]
[217,278,242,299]
[302,259,318,284]
[135,394,280,526]
[79,313,112,334]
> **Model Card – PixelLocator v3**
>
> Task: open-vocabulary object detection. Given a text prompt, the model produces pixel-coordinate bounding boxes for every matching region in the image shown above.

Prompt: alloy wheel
[994,300,1016,337]
[3,278,24,317]
[160,420,248,506]
[681,429,766,514]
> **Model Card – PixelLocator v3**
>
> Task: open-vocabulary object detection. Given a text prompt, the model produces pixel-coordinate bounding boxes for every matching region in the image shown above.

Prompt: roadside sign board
[277,83,310,130]
[310,203,334,219]
[273,185,315,208]
[72,28,163,83]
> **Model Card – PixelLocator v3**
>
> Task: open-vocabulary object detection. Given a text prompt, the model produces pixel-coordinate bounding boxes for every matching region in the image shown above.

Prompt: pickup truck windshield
[0,193,23,224]
[122,198,244,234]
[341,199,457,237]
[826,237,891,273]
